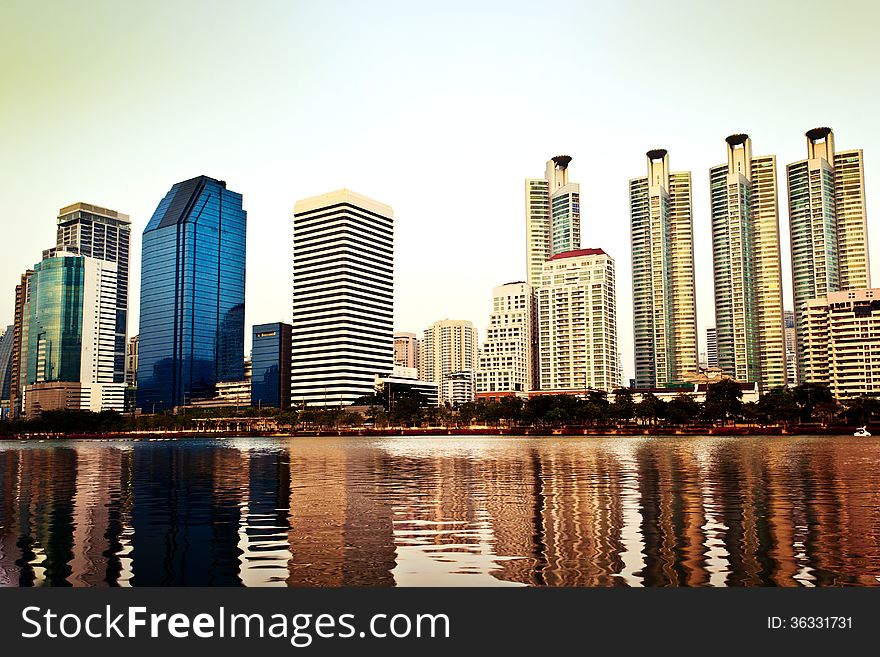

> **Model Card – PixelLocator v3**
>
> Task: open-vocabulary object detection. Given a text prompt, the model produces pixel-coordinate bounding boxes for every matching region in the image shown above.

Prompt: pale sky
[1,0,878,383]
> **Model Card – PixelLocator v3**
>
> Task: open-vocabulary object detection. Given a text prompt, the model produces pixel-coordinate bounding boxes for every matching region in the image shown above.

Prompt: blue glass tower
[137,176,246,412]
[251,322,291,409]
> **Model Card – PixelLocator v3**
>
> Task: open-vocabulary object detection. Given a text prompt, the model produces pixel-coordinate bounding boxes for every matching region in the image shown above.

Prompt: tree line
[2,380,878,435]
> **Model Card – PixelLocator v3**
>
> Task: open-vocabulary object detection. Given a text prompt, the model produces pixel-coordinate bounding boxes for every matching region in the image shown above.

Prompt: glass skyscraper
[137,176,246,412]
[251,322,291,409]
[47,203,131,383]
[0,324,14,403]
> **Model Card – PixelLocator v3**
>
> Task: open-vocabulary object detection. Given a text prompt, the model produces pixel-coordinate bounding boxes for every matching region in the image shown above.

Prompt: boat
[854,426,871,437]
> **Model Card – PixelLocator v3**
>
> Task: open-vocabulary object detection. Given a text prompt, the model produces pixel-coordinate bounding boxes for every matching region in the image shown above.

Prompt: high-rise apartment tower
[630,149,698,388]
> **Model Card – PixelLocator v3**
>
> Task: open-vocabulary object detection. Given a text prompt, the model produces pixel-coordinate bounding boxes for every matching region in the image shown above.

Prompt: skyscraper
[291,189,393,407]
[706,327,718,369]
[537,249,618,392]
[420,319,478,404]
[709,134,785,388]
[23,253,124,412]
[788,127,870,379]
[47,203,131,383]
[630,149,698,388]
[393,332,419,372]
[251,322,292,409]
[137,176,247,412]
[9,270,33,417]
[476,281,536,394]
[525,156,580,286]
[802,289,880,398]
[0,325,13,404]
[784,310,798,386]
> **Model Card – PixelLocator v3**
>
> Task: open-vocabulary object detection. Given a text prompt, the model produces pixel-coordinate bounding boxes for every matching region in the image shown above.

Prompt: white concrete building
[291,189,394,407]
[420,319,478,404]
[802,288,880,398]
[442,370,475,407]
[526,156,580,287]
[537,249,619,392]
[393,331,419,372]
[476,281,535,394]
[788,128,870,381]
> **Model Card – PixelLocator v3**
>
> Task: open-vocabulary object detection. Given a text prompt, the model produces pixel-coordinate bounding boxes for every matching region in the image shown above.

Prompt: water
[1,434,879,587]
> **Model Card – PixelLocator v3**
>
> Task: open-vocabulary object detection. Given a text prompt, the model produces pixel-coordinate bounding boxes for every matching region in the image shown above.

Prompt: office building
[788,128,870,379]
[630,149,698,387]
[47,203,131,383]
[476,281,535,394]
[137,176,247,412]
[9,270,33,417]
[23,252,125,413]
[705,328,718,369]
[393,332,419,372]
[291,189,393,407]
[442,371,475,407]
[784,310,798,387]
[252,322,292,409]
[375,366,439,407]
[526,156,580,286]
[710,135,785,388]
[802,289,880,398]
[0,325,13,406]
[126,335,138,387]
[536,249,619,392]
[420,319,478,404]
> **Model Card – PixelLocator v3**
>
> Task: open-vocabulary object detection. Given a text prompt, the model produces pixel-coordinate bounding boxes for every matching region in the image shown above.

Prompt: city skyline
[2,1,879,385]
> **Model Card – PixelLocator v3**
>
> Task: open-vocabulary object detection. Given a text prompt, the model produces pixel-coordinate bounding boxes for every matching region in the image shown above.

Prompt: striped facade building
[291,189,394,407]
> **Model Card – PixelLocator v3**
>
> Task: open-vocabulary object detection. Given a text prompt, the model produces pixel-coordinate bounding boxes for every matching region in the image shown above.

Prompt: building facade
[788,128,870,380]
[537,249,619,392]
[137,176,247,412]
[630,149,698,388]
[47,203,131,383]
[420,319,478,405]
[801,289,880,398]
[0,325,13,406]
[23,253,125,413]
[393,332,419,372]
[476,281,536,394]
[710,135,785,389]
[706,327,718,369]
[252,322,292,409]
[291,189,393,407]
[125,335,138,387]
[784,310,798,386]
[526,156,580,286]
[9,270,33,417]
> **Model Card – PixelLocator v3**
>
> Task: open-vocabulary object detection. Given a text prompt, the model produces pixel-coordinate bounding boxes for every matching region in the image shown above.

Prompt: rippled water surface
[1,435,879,587]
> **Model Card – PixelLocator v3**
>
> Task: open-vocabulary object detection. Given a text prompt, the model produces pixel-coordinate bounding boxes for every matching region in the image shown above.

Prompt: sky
[1,0,878,383]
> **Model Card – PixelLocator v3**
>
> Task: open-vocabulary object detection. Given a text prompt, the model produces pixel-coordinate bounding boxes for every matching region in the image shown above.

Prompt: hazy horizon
[2,0,878,383]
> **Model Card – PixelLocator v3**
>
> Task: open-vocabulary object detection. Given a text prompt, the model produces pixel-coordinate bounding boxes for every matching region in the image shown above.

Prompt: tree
[636,393,666,425]
[665,393,701,426]
[842,394,880,426]
[611,388,636,425]
[793,383,834,423]
[703,379,743,426]
[756,386,799,427]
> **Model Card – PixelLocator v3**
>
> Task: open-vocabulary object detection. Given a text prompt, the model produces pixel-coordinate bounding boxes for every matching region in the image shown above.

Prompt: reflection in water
[1,435,880,587]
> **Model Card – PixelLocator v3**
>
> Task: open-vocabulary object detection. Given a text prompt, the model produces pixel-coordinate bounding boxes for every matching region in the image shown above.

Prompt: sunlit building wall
[476,281,536,394]
[537,249,619,392]
[787,128,870,381]
[630,149,698,387]
[526,156,580,286]
[710,135,785,388]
